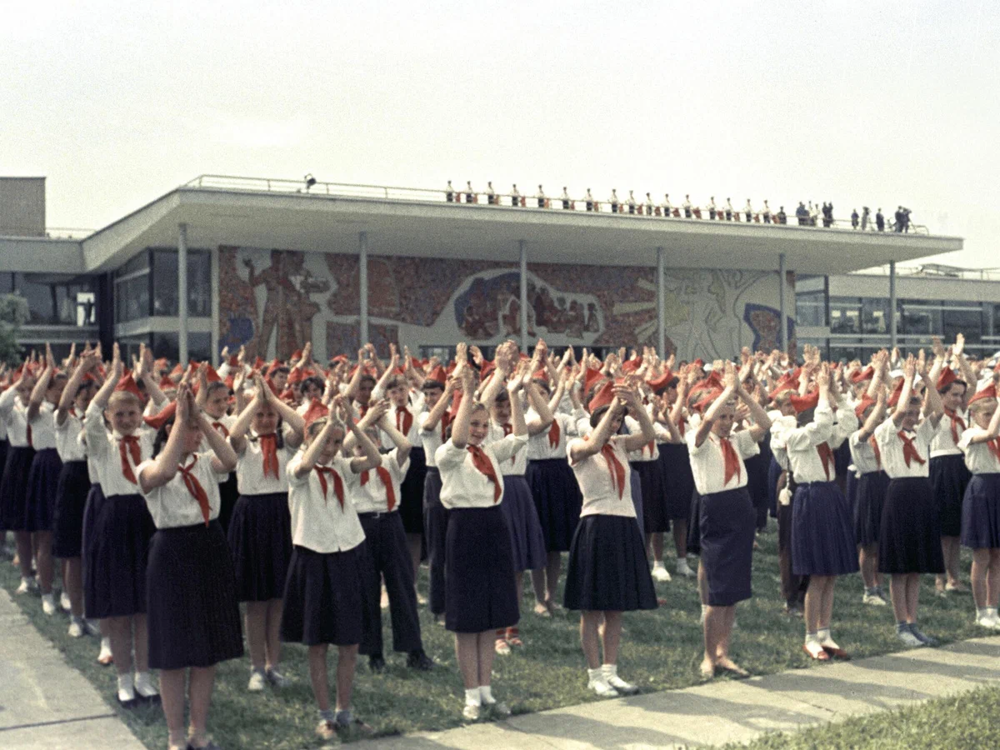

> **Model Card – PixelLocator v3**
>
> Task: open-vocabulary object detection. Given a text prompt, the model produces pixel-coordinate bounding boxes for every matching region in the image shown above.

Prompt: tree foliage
[0,294,28,365]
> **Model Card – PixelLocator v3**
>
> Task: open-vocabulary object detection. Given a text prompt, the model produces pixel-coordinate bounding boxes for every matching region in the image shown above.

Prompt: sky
[3,0,998,268]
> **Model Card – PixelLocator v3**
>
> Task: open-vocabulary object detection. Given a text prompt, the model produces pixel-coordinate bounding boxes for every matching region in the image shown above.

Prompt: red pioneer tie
[467,445,501,502]
[259,434,280,479]
[440,411,452,442]
[178,457,211,526]
[396,406,413,437]
[987,438,1000,465]
[212,421,230,438]
[897,431,926,468]
[945,410,966,445]
[869,435,882,469]
[314,465,345,507]
[600,443,626,499]
[119,435,142,484]
[547,419,560,449]
[361,466,397,511]
[720,436,742,486]
[816,443,835,481]
[644,440,655,457]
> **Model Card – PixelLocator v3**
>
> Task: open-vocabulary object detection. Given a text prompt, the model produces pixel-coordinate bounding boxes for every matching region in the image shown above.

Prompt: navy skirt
[700,487,755,606]
[83,493,156,619]
[80,483,104,559]
[399,446,427,535]
[0,446,35,531]
[25,448,63,532]
[147,521,243,670]
[564,514,658,612]
[854,471,890,547]
[423,467,448,615]
[630,468,644,539]
[228,492,293,602]
[845,471,859,516]
[767,456,782,519]
[791,482,859,576]
[744,453,769,522]
[961,474,1000,549]
[687,490,702,555]
[879,477,945,574]
[660,442,695,520]
[526,458,583,552]
[634,460,669,534]
[52,460,91,558]
[281,544,365,646]
[217,472,239,536]
[500,476,547,572]
[930,455,971,537]
[445,505,519,633]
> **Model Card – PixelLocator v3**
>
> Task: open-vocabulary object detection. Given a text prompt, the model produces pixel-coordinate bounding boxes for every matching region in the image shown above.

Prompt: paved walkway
[0,589,144,750]
[361,636,1000,749]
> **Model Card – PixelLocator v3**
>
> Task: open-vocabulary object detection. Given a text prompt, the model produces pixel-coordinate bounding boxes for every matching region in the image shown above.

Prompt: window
[861,298,890,334]
[115,275,151,323]
[829,297,861,334]
[152,249,211,317]
[899,301,941,336]
[11,274,97,326]
[119,251,150,277]
[795,292,826,327]
[942,304,983,344]
[150,332,211,363]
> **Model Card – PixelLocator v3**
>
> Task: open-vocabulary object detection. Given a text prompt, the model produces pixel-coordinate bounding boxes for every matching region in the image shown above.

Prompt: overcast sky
[3,1,998,268]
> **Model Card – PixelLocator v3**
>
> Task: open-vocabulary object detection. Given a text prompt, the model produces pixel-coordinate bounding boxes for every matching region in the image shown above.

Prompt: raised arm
[857,389,888,442]
[449,345,475,449]
[28,345,55,421]
[376,406,413,468]
[137,345,167,407]
[891,355,916,427]
[568,391,624,463]
[139,386,193,493]
[695,363,738,448]
[57,352,97,426]
[619,385,657,453]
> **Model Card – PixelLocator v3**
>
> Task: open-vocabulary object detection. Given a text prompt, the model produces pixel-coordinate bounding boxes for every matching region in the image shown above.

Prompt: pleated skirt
[699,488,755,606]
[854,471,890,547]
[878,477,945,574]
[526,458,583,552]
[791,482,859,576]
[80,483,104,559]
[52,460,91,558]
[228,492,293,602]
[961,474,1000,549]
[25,448,63,532]
[634,460,669,534]
[930,454,971,537]
[445,506,519,633]
[216,472,239,536]
[280,543,365,646]
[147,521,243,670]
[399,446,427,535]
[564,514,658,612]
[499,475,547,572]
[0,446,35,531]
[83,493,155,619]
[659,442,695,520]
[687,490,703,556]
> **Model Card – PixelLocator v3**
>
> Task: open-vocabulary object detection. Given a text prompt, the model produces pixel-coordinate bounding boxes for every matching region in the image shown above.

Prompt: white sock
[988,607,999,618]
[652,560,664,569]
[805,631,819,646]
[601,663,618,679]
[478,685,495,704]
[134,671,158,696]
[677,557,689,568]
[464,688,481,706]
[587,667,605,683]
[117,673,134,699]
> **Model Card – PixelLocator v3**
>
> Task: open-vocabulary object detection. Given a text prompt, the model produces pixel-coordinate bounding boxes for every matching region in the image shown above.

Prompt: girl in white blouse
[565,380,657,698]
[849,389,890,607]
[0,364,37,595]
[435,345,527,722]
[957,379,1000,629]
[418,370,454,621]
[228,372,305,692]
[137,385,241,750]
[281,397,382,741]
[874,355,945,647]
[195,365,239,534]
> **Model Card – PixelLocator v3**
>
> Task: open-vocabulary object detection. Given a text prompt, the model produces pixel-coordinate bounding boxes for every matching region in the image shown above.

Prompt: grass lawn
[0,526,988,748]
[735,682,1000,749]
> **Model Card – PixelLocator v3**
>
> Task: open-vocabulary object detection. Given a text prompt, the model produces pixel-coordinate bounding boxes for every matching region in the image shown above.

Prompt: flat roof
[63,179,958,274]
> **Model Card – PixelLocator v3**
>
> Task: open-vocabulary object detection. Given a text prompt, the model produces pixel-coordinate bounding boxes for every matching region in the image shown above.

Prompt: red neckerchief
[119,434,141,484]
[314,465,344,507]
[547,418,560,449]
[212,421,230,438]
[467,444,501,503]
[643,440,655,457]
[897,430,926,468]
[259,434,279,479]
[395,406,413,436]
[869,435,882,469]
[361,465,397,511]
[677,417,686,438]
[987,437,1000,465]
[945,409,966,445]
[719,435,741,486]
[440,411,452,442]
[600,442,626,499]
[178,456,211,526]
[816,442,835,481]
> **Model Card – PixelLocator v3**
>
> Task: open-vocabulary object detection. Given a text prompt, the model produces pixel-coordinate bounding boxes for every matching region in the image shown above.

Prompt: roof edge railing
[182,174,931,235]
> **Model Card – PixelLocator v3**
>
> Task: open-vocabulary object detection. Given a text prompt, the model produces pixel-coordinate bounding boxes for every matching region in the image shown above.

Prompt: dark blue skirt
[687,490,702,555]
[700,487,755,606]
[744,453,769,516]
[500,476,547,572]
[281,543,365,646]
[83,493,156,619]
[423,467,448,616]
[0,446,35,531]
[52,460,91,558]
[930,454,971,537]
[767,456,783,519]
[629,467,644,539]
[526,458,583,552]
[634,460,669,534]
[879,477,945,574]
[564,514,658,612]
[147,521,243,670]
[659,442,695,520]
[217,472,239,536]
[25,448,63,532]
[846,471,859,516]
[445,505,519,633]
[854,471,890,547]
[791,482,859,576]
[228,492,293,602]
[399,446,427,535]
[961,474,1000,549]
[80,483,104,559]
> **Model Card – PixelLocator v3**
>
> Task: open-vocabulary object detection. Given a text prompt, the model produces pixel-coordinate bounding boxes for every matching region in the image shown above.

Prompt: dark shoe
[369,654,386,673]
[407,650,434,670]
[822,646,852,660]
[336,718,374,737]
[186,741,222,750]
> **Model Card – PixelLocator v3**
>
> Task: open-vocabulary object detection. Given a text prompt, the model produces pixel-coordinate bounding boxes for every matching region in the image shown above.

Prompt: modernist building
[0,175,964,364]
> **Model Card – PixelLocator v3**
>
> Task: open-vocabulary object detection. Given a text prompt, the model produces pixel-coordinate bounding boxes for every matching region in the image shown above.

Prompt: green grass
[0,527,988,748]
[734,682,1000,749]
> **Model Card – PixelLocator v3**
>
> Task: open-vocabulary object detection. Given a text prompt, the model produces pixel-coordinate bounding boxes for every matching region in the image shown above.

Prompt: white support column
[779,252,787,352]
[210,246,220,366]
[178,223,189,364]
[359,231,369,346]
[656,246,665,356]
[889,260,897,350]
[519,240,528,352]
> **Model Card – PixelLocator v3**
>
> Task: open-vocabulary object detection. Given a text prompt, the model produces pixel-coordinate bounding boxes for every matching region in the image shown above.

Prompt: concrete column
[359,232,369,346]
[210,246,220,366]
[519,240,528,352]
[889,260,897,350]
[656,246,665,356]
[178,223,188,364]
[779,252,787,351]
